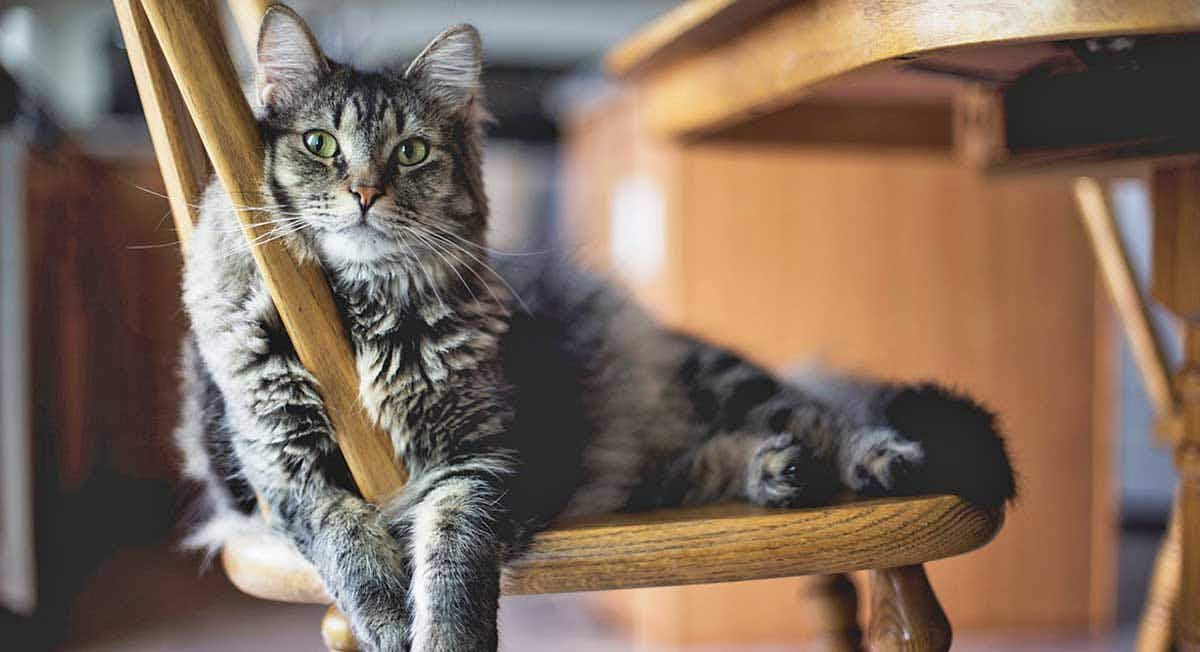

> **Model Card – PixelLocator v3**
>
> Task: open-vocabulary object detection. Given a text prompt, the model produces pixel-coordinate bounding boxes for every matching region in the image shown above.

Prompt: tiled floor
[53,535,1150,652]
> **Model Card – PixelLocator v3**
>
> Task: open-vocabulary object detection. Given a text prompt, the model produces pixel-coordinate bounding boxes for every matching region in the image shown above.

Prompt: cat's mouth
[335,219,388,238]
[318,217,406,263]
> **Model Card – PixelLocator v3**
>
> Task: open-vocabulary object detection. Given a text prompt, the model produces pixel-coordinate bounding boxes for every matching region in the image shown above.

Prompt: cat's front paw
[747,434,840,508]
[348,610,409,652]
[840,427,925,495]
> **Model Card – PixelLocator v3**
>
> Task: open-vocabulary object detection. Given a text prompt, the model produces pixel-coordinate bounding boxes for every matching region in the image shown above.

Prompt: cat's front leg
[188,291,413,650]
[289,489,411,651]
[398,453,515,652]
[220,363,414,651]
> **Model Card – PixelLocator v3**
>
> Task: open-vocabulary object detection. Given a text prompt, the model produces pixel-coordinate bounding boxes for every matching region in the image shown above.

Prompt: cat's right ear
[256,4,328,109]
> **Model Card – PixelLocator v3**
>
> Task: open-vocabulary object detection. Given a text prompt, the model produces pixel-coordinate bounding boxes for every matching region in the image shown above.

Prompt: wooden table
[606,2,1200,650]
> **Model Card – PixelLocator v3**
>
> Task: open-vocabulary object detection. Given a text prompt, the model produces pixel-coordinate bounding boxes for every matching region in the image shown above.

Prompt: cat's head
[255,4,488,268]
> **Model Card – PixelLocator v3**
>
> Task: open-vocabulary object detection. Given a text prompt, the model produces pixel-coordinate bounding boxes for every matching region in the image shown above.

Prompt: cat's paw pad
[747,434,840,508]
[842,427,925,494]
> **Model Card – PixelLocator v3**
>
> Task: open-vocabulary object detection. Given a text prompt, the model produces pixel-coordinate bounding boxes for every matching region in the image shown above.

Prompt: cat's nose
[349,184,382,213]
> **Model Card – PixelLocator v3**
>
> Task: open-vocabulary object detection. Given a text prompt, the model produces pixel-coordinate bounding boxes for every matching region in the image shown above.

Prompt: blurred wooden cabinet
[6,138,187,644]
[23,144,185,489]
[561,93,1117,643]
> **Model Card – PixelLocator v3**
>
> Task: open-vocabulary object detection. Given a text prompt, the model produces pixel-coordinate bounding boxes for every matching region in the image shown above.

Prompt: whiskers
[129,184,529,313]
[130,184,315,259]
[132,185,311,221]
[401,224,531,315]
[420,219,553,258]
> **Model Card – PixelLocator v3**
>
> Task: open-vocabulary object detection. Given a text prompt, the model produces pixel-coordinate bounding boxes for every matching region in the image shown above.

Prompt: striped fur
[177,6,1015,651]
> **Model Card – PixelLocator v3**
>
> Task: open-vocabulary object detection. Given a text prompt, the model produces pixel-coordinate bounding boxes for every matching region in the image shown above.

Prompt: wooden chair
[1073,178,1183,652]
[114,1,1004,650]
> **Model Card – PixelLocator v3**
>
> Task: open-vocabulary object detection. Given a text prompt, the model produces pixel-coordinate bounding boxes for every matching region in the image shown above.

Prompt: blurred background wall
[0,1,1178,650]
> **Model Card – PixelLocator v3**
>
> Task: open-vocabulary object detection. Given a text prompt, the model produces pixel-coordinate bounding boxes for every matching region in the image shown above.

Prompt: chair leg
[802,574,863,652]
[322,606,359,652]
[1137,493,1182,652]
[866,565,951,652]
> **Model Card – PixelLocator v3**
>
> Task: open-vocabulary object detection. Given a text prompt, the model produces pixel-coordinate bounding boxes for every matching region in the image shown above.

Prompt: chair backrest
[114,0,407,502]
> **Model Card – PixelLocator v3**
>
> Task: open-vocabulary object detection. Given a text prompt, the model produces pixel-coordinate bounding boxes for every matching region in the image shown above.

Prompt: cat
[175,5,1015,651]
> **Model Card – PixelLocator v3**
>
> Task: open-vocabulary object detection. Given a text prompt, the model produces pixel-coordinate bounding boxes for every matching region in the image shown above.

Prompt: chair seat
[221,495,1002,603]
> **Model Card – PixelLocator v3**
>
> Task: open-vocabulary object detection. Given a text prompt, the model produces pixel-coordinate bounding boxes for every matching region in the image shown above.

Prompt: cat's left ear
[256,4,328,109]
[404,25,483,112]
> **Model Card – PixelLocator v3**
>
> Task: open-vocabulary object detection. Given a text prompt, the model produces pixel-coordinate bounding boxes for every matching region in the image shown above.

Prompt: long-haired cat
[176,5,1015,650]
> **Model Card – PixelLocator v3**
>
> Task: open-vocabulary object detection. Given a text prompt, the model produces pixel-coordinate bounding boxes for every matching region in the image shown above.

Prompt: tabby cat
[176,5,1015,651]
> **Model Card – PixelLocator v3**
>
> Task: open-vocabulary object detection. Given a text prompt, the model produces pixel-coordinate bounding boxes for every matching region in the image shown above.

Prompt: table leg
[1136,492,1181,652]
[1176,326,1200,651]
[1150,162,1200,651]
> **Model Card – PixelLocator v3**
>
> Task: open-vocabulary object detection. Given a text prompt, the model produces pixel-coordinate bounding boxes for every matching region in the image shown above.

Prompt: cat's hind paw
[746,434,841,508]
[840,427,925,494]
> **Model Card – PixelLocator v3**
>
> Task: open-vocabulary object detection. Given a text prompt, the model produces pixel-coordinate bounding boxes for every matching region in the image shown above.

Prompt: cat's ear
[404,25,483,111]
[256,4,328,109]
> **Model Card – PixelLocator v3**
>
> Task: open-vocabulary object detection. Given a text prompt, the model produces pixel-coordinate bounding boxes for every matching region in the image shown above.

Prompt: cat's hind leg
[792,370,1016,508]
[745,433,842,508]
[837,426,926,496]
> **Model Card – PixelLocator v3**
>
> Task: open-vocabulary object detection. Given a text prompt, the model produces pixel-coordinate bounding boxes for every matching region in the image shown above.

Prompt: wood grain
[1151,160,1200,651]
[1152,161,1200,321]
[867,565,951,652]
[1136,493,1181,652]
[802,574,863,652]
[112,0,209,248]
[605,0,790,77]
[136,0,406,501]
[1175,324,1200,652]
[222,496,1001,604]
[610,0,1200,136]
[227,0,272,57]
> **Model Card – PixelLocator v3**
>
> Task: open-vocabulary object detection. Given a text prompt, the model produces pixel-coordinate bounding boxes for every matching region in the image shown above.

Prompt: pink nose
[350,184,382,212]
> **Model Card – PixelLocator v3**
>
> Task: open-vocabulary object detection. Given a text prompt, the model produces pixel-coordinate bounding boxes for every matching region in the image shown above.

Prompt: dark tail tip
[884,383,1017,509]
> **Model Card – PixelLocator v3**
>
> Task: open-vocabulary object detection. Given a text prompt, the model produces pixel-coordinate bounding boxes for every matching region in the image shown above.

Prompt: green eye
[303,130,339,158]
[396,138,429,166]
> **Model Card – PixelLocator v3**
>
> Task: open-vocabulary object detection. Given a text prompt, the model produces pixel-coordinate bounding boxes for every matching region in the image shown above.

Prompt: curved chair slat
[223,495,1002,603]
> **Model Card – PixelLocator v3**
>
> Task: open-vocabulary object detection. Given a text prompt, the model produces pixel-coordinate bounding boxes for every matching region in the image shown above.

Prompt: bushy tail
[788,366,1016,508]
[882,383,1016,508]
